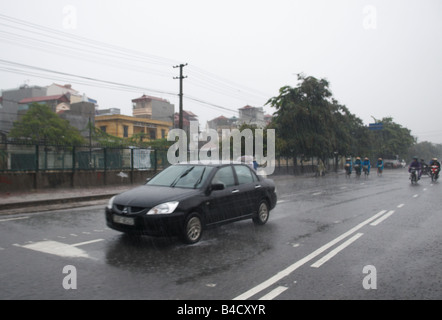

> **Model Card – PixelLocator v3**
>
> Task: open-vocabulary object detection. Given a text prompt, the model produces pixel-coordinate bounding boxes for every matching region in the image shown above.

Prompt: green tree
[266,74,365,162]
[370,117,415,160]
[9,103,85,145]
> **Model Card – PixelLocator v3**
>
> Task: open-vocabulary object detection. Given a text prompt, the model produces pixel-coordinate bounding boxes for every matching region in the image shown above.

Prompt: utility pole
[173,63,188,130]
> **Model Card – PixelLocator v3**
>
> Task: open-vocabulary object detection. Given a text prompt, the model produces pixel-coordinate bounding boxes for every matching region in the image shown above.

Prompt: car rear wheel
[253,200,269,225]
[181,213,203,244]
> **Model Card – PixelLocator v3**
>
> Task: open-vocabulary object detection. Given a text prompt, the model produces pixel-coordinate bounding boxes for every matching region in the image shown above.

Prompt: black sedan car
[105,162,277,244]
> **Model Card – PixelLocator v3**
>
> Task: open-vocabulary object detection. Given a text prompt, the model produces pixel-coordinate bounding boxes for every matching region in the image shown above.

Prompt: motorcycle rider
[408,156,422,180]
[420,159,429,176]
[376,158,384,174]
[354,157,363,175]
[429,157,441,178]
[362,157,371,175]
[345,157,352,175]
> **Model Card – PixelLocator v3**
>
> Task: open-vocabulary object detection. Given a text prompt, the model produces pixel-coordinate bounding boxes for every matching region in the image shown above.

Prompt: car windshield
[147,165,214,189]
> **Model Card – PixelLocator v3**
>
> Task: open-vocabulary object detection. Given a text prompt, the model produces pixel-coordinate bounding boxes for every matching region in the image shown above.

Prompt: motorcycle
[430,165,440,182]
[345,163,351,177]
[354,164,362,177]
[363,165,370,178]
[421,164,431,177]
[409,168,418,185]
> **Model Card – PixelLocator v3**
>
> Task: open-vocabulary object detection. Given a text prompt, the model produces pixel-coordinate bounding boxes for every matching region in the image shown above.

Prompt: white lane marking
[14,240,90,259]
[258,286,288,300]
[397,204,405,208]
[312,192,322,196]
[413,194,419,198]
[233,210,388,300]
[370,210,395,226]
[14,238,103,259]
[0,216,29,223]
[72,239,104,247]
[311,233,364,268]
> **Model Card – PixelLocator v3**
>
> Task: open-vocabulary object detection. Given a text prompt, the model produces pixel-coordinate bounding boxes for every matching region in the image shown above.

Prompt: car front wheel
[181,213,203,244]
[253,200,269,225]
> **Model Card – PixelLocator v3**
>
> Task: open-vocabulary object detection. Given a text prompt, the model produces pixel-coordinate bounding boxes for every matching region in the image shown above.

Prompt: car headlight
[147,201,179,215]
[107,196,115,210]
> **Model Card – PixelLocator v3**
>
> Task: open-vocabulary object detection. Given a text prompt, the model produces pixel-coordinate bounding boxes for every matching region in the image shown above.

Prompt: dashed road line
[370,210,395,226]
[233,210,388,300]
[258,286,289,300]
[311,233,364,268]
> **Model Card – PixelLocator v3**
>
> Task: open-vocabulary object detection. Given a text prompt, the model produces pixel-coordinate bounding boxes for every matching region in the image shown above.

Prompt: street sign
[369,123,383,131]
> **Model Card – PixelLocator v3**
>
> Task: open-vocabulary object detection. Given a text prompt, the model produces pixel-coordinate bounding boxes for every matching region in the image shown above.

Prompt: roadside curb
[0,194,116,214]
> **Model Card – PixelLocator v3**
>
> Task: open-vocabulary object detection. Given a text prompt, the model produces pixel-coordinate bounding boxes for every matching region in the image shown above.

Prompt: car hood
[113,185,201,208]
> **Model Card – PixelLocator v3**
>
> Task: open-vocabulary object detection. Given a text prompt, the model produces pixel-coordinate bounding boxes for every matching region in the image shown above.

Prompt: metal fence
[0,142,169,172]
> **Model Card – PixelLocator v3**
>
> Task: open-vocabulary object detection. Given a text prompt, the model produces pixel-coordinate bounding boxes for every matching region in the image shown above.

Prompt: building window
[149,129,156,140]
[123,125,129,138]
[100,126,107,133]
[161,129,166,139]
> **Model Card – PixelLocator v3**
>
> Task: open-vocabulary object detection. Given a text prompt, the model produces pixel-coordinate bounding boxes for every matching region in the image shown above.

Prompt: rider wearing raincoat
[345,157,352,174]
[362,157,371,174]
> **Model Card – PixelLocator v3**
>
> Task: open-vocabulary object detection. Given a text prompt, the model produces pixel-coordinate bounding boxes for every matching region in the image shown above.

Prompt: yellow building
[95,114,172,140]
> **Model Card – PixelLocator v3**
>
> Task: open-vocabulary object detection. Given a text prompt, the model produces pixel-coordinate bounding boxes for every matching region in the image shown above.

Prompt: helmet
[364,157,369,160]
[413,156,418,160]
[346,157,351,161]
[356,157,361,160]
[378,158,382,161]
[433,158,438,161]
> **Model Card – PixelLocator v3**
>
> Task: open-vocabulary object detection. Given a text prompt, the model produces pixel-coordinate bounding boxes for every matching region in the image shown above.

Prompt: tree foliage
[267,74,416,162]
[8,103,85,145]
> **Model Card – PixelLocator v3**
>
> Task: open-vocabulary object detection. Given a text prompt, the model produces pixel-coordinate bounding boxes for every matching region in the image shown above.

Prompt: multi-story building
[206,115,238,137]
[95,114,172,141]
[17,95,96,138]
[0,84,47,133]
[132,94,174,123]
[0,83,97,138]
[47,83,98,106]
[238,105,266,128]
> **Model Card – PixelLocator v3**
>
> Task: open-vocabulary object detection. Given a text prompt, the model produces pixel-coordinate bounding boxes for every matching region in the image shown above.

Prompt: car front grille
[114,204,147,215]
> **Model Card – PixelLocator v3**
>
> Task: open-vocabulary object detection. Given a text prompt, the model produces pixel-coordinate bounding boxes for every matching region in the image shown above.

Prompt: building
[0,84,47,133]
[18,94,71,114]
[0,83,98,137]
[206,115,238,137]
[47,83,98,106]
[174,110,199,131]
[238,105,266,128]
[132,94,174,123]
[96,108,121,116]
[95,114,172,141]
[17,95,96,138]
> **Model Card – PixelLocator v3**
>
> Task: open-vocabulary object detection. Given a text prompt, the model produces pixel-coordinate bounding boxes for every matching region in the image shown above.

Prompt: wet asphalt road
[1,168,442,300]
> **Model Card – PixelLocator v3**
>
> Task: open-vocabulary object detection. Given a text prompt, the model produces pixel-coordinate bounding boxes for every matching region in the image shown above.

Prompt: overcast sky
[1,0,442,143]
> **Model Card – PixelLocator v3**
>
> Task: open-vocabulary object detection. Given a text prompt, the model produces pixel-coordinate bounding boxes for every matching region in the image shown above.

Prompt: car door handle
[232,189,240,194]
[255,185,262,189]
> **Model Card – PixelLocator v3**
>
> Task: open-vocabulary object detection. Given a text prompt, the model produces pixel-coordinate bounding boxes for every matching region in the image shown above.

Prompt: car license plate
[113,215,135,226]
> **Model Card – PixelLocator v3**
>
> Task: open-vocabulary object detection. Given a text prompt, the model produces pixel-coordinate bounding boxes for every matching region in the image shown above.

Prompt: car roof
[174,160,245,167]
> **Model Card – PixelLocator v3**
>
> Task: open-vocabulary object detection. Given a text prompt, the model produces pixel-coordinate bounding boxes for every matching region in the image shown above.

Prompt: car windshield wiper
[170,166,194,187]
[193,167,206,189]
